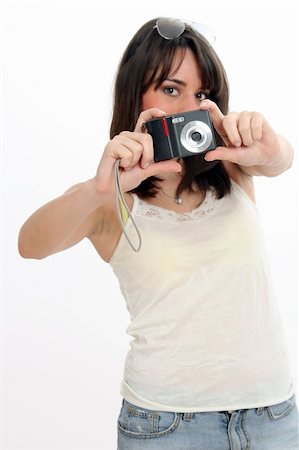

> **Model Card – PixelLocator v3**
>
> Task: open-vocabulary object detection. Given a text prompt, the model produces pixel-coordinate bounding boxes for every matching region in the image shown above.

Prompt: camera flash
[172,116,185,124]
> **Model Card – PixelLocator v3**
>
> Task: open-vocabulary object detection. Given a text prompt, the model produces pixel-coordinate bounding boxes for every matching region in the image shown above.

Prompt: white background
[1,0,298,449]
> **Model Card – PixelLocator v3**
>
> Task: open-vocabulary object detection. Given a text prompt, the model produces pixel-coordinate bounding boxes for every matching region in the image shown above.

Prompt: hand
[200,100,281,168]
[94,108,182,197]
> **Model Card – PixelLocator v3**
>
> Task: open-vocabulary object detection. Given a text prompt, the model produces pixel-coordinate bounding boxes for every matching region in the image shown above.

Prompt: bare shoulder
[88,193,134,262]
[223,162,255,203]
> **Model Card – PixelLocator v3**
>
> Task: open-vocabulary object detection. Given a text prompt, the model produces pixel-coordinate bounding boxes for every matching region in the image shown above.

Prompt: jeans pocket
[266,395,297,421]
[118,400,180,439]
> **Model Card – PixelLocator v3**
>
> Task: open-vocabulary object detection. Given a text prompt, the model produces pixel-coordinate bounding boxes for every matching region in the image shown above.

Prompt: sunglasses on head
[129,17,215,61]
[154,17,216,44]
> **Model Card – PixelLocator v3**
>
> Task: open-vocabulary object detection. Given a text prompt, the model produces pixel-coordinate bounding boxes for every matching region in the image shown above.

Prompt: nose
[179,95,200,113]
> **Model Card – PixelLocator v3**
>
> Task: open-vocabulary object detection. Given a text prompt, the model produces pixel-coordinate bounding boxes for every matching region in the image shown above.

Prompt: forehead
[169,48,202,77]
[154,47,202,85]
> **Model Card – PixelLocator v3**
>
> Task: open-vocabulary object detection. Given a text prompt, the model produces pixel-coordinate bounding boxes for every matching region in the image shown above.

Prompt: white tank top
[109,180,294,412]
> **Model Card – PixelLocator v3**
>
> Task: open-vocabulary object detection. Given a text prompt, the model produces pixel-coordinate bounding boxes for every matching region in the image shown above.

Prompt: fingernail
[142,162,150,169]
[200,101,207,108]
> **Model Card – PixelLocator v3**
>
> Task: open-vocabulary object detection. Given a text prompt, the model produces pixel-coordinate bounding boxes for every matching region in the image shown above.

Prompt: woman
[18,17,298,450]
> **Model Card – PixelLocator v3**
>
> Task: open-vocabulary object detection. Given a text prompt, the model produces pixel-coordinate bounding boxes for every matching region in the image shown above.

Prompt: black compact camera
[144,109,217,162]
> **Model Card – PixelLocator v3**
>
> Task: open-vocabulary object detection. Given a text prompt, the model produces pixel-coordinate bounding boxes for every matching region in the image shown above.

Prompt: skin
[18,48,294,263]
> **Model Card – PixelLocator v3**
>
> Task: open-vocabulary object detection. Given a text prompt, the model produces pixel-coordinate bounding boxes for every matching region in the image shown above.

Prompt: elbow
[18,246,41,260]
[18,242,43,260]
[18,231,46,260]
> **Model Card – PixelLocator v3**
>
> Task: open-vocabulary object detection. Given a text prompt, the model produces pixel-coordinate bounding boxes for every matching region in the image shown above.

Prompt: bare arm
[18,108,182,260]
[201,101,294,177]
[236,134,294,177]
[18,179,107,259]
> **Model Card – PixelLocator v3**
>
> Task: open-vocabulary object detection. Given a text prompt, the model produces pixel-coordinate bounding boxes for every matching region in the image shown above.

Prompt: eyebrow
[165,78,187,86]
[163,78,207,92]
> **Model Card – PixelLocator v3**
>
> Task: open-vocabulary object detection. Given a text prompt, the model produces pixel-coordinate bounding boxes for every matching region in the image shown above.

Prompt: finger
[204,146,242,164]
[117,133,144,169]
[139,133,154,168]
[109,133,145,167]
[142,160,182,178]
[108,137,136,171]
[204,147,235,162]
[111,146,135,169]
[199,100,228,144]
[134,108,166,133]
[120,131,154,169]
[238,111,253,146]
[250,112,264,142]
[221,113,243,147]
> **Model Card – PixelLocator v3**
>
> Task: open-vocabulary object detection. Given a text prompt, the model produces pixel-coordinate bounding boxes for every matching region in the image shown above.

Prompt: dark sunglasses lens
[156,18,185,39]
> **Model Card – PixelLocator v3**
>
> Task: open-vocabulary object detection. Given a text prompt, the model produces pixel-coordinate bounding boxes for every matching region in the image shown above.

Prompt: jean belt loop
[182,412,194,421]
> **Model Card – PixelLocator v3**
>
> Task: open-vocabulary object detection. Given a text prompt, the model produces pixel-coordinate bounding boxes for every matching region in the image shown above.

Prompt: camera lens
[191,131,202,142]
[180,120,212,153]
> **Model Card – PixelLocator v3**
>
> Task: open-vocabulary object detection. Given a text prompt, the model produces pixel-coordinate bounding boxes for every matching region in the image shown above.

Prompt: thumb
[205,146,243,164]
[142,160,182,178]
[134,108,166,133]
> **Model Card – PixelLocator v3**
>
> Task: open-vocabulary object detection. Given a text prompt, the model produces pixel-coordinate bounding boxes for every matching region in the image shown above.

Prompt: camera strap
[114,159,142,252]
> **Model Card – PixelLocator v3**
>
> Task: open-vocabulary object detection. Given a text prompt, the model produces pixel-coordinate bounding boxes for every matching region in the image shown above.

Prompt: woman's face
[142,48,208,115]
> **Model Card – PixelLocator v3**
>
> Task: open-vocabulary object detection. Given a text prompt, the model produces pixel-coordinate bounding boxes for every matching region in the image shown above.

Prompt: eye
[196,92,208,101]
[163,86,179,96]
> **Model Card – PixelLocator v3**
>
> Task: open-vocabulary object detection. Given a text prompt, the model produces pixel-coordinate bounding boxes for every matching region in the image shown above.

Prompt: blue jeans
[117,395,299,449]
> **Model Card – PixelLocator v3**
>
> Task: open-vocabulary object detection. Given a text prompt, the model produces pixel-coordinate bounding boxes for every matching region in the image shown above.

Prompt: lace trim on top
[135,189,218,223]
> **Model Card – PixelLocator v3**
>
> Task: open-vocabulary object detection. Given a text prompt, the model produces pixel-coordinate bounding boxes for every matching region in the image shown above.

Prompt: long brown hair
[110,18,231,199]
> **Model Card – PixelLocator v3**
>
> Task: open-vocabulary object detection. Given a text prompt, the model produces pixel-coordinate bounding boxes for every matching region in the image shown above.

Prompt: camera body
[144,109,217,162]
